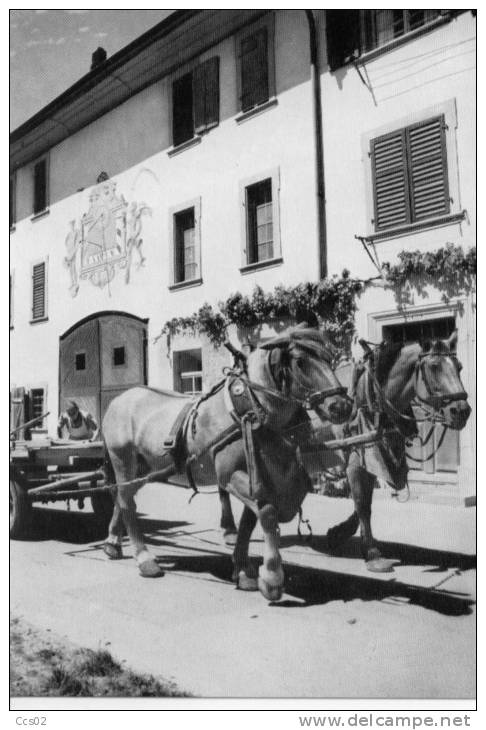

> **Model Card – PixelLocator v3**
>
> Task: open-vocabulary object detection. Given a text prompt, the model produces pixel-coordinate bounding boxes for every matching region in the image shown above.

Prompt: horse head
[415,331,471,430]
[260,325,352,424]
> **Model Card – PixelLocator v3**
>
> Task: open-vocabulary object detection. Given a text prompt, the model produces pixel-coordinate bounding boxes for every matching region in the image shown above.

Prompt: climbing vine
[156,244,476,353]
[381,243,476,306]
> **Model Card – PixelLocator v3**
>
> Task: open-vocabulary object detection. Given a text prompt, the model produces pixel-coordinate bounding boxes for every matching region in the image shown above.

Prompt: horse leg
[219,487,238,546]
[109,450,163,578]
[226,470,284,601]
[103,500,124,559]
[347,463,395,573]
[231,505,258,591]
[257,502,284,601]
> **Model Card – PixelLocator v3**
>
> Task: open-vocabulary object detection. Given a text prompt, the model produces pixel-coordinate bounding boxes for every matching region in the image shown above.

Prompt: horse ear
[358,339,373,356]
[446,329,458,351]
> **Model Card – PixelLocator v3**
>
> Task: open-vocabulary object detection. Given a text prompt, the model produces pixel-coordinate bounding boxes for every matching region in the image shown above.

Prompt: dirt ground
[10,615,189,697]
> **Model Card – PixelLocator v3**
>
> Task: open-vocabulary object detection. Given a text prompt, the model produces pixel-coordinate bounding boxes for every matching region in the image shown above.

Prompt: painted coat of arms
[64,174,151,296]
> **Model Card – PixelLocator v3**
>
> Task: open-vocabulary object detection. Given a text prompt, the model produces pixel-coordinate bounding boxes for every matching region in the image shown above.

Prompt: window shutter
[240,27,269,112]
[32,262,46,320]
[326,10,361,71]
[407,116,450,222]
[194,57,220,134]
[172,73,194,147]
[10,387,26,437]
[33,159,47,214]
[371,130,410,230]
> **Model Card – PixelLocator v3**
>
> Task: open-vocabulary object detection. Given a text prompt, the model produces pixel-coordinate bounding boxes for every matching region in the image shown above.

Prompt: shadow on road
[280,533,477,572]
[19,510,475,618]
[22,507,189,544]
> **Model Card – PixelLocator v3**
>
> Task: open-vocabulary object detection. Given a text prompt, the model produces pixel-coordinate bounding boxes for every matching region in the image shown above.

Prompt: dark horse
[101,326,352,600]
[327,331,471,572]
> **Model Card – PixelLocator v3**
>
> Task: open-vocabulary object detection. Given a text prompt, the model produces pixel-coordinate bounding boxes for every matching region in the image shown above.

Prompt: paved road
[10,484,476,698]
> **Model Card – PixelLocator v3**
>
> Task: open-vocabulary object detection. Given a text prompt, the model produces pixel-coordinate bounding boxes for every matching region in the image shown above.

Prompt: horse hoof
[258,577,283,602]
[236,570,258,592]
[138,558,164,578]
[366,558,395,573]
[223,530,238,546]
[103,542,123,560]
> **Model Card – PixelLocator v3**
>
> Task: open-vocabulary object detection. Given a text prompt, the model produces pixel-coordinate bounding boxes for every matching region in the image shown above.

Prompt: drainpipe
[305,10,327,280]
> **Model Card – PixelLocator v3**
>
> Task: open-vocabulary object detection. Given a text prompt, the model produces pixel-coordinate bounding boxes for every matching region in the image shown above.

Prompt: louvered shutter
[240,28,269,112]
[33,159,47,214]
[172,73,194,147]
[10,387,25,438]
[407,116,450,222]
[32,262,46,320]
[371,130,411,230]
[326,10,361,71]
[194,57,220,134]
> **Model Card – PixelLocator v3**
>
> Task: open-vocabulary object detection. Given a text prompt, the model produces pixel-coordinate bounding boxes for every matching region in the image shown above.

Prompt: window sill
[235,98,278,125]
[353,14,453,66]
[167,136,202,157]
[30,316,49,325]
[169,278,203,292]
[31,209,50,222]
[359,211,467,244]
[240,256,283,275]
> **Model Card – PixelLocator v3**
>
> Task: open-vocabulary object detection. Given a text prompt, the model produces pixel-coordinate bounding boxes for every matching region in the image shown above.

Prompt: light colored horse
[327,332,471,572]
[102,326,352,600]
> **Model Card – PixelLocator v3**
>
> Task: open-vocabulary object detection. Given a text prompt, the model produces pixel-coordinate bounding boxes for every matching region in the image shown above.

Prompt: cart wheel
[10,477,32,539]
[91,491,114,529]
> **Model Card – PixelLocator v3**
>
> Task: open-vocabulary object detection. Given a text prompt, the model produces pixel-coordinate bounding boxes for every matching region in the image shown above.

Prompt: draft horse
[327,331,471,572]
[101,326,352,600]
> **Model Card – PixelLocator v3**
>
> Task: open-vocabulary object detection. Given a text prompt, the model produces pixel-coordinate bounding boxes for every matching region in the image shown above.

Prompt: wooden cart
[9,437,113,538]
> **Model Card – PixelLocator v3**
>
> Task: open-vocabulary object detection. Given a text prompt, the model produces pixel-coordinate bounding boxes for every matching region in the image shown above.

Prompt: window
[236,15,275,114]
[361,10,441,52]
[113,346,126,367]
[326,10,446,70]
[169,198,202,287]
[370,115,450,231]
[30,388,45,422]
[75,353,86,371]
[33,157,48,215]
[10,173,16,228]
[172,57,220,147]
[382,317,456,348]
[173,349,203,395]
[31,260,47,322]
[240,169,281,269]
[247,179,273,263]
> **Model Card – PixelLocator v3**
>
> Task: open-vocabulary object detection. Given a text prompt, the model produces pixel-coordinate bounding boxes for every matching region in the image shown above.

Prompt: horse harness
[352,344,467,466]
[180,352,348,500]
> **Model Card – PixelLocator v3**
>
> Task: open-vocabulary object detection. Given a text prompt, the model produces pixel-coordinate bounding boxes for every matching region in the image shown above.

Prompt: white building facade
[10,10,475,504]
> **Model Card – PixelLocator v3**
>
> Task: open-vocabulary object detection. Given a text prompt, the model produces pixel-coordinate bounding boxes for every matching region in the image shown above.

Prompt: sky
[9,9,175,130]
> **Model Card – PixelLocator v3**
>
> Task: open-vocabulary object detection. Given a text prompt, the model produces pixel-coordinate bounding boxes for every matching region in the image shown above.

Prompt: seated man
[57,400,99,441]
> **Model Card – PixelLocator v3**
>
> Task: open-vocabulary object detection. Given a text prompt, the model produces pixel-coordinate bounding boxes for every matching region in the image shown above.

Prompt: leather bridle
[413,351,468,411]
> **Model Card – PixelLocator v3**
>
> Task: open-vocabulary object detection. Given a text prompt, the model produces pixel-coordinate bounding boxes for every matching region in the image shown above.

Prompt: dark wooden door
[59,313,147,427]
[382,316,459,478]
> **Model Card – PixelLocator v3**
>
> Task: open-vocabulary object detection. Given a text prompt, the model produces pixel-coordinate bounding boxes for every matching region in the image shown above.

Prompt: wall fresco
[63,176,151,296]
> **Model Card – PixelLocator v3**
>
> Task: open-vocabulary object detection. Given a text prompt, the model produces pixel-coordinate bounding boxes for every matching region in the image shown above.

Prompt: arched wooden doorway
[59,311,148,425]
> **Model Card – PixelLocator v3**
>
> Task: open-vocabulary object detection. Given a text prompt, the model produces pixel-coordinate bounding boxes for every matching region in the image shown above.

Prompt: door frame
[367,298,472,487]
[59,311,149,420]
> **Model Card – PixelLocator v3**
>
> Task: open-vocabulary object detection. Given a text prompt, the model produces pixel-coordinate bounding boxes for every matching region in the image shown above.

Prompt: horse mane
[264,325,334,362]
[372,342,407,384]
